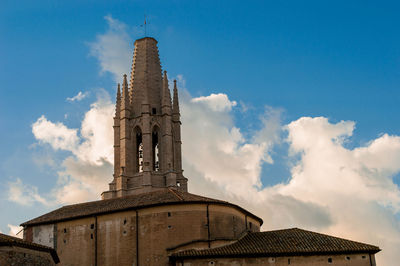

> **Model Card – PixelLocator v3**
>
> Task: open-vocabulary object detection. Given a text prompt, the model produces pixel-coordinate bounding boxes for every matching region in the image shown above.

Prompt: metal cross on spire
[140,15,148,37]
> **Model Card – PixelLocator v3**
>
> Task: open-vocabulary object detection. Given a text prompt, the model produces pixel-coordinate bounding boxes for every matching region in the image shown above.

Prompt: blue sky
[2,1,400,137]
[1,1,400,264]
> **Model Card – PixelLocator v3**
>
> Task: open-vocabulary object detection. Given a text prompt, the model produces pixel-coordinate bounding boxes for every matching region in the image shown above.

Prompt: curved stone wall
[34,202,261,266]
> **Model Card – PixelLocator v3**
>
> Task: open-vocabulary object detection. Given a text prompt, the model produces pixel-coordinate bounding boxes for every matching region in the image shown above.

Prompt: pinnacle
[173,79,180,115]
[162,71,172,108]
[121,74,130,110]
[115,83,121,116]
[117,83,121,97]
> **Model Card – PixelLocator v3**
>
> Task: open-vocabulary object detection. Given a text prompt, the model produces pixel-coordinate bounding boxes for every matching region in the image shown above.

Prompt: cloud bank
[21,86,400,264]
[181,90,400,265]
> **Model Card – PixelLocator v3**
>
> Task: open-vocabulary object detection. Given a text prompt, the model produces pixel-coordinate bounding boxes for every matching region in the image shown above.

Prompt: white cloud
[32,90,114,165]
[32,116,79,152]
[7,224,23,239]
[10,90,115,205]
[88,15,133,83]
[53,156,112,205]
[280,117,400,265]
[181,90,281,195]
[8,178,49,206]
[182,106,400,265]
[76,91,114,165]
[52,91,113,203]
[66,91,89,102]
[192,93,237,112]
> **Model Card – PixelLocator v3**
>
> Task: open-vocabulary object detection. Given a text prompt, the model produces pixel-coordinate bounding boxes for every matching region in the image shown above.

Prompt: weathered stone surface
[0,233,58,265]
[172,254,376,266]
[102,37,187,199]
[0,247,55,266]
[29,203,259,265]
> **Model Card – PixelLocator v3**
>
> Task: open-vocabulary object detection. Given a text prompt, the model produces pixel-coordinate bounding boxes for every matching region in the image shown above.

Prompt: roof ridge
[60,189,173,208]
[290,228,380,249]
[0,233,58,251]
[170,228,381,259]
[22,190,263,226]
[168,188,183,201]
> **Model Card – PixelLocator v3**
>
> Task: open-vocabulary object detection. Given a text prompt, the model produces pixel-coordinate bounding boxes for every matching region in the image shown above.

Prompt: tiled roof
[21,189,262,226]
[170,228,380,258]
[0,233,59,263]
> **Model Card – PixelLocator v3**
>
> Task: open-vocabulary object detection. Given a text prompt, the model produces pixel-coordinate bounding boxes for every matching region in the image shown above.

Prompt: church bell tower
[102,37,187,199]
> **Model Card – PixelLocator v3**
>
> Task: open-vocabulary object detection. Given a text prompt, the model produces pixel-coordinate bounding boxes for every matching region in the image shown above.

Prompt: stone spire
[172,79,180,115]
[102,37,187,200]
[172,80,184,177]
[121,74,130,111]
[115,83,121,116]
[113,83,121,182]
[130,37,162,116]
[161,71,172,110]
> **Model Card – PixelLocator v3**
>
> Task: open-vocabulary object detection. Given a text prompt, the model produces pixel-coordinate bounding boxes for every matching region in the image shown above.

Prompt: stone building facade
[0,233,59,265]
[20,37,380,265]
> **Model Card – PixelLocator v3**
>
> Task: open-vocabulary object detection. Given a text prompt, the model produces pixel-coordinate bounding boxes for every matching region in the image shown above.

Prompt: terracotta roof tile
[0,233,59,263]
[21,189,262,226]
[171,228,380,258]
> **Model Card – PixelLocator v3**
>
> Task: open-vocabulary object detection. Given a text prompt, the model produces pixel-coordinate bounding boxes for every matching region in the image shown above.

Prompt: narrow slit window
[136,129,143,173]
[138,143,143,172]
[152,129,159,171]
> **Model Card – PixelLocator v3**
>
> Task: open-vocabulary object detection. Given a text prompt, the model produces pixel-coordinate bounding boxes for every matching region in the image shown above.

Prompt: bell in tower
[102,37,187,199]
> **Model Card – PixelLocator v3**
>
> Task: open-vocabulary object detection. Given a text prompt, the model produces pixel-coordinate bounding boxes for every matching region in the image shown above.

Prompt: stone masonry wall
[0,246,55,266]
[174,253,376,266]
[44,203,259,266]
